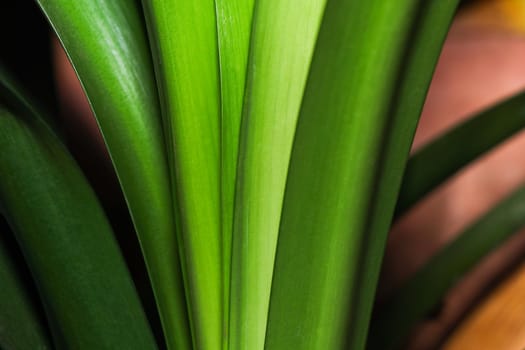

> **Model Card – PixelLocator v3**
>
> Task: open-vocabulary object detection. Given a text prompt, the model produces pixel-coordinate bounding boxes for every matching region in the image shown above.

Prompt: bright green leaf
[229,2,326,349]
[214,0,255,346]
[141,1,222,348]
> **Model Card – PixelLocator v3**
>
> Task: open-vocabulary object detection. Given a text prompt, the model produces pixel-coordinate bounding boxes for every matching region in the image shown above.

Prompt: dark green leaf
[0,218,52,350]
[369,185,525,350]
[35,1,188,348]
[0,75,157,350]
[396,91,525,217]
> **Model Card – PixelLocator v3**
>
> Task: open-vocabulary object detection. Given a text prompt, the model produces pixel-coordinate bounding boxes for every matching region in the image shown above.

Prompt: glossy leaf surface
[35,1,188,348]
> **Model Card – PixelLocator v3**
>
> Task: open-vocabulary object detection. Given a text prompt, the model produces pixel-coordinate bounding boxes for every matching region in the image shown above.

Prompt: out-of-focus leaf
[0,75,157,350]
[369,185,525,350]
[0,218,52,350]
[396,91,525,217]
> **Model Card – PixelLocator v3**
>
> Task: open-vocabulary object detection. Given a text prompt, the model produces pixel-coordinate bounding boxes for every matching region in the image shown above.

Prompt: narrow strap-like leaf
[229,2,326,349]
[214,0,255,346]
[396,90,525,217]
[0,219,52,350]
[265,1,457,349]
[141,1,222,348]
[344,2,459,349]
[0,78,157,350]
[35,1,188,348]
[369,185,525,350]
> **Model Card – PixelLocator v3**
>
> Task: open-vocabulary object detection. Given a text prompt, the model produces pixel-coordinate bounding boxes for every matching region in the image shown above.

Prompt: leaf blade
[396,90,525,217]
[34,1,189,348]
[264,1,453,349]
[0,76,157,350]
[229,2,326,349]
[214,0,255,346]
[369,185,525,350]
[0,219,52,350]
[344,2,459,349]
[141,1,222,348]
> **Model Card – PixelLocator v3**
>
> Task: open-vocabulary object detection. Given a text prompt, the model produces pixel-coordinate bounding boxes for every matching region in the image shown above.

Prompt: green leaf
[369,185,525,350]
[0,76,157,350]
[141,1,222,348]
[265,1,457,349]
[396,90,525,217]
[34,1,188,349]
[0,219,52,350]
[229,2,326,349]
[343,2,459,349]
[214,0,254,346]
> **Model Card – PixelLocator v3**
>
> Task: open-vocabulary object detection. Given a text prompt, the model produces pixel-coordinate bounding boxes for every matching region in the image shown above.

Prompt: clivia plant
[1,0,525,349]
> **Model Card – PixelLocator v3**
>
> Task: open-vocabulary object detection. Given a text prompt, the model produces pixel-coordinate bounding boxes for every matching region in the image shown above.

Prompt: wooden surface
[444,261,525,350]
[459,0,525,34]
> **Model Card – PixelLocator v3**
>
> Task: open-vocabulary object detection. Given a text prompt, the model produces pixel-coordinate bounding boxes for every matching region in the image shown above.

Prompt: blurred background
[381,0,525,348]
[2,0,525,349]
